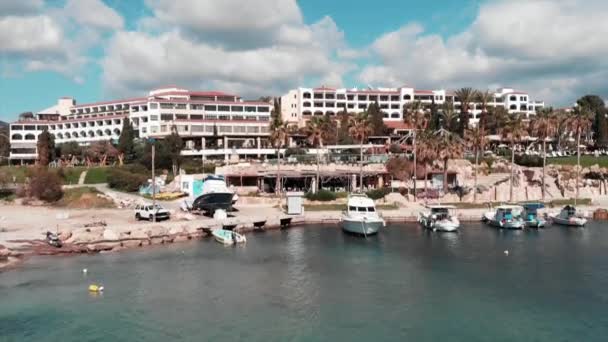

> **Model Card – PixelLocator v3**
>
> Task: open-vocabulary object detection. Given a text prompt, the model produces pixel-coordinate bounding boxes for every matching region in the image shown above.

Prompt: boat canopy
[347,194,375,207]
[523,203,544,211]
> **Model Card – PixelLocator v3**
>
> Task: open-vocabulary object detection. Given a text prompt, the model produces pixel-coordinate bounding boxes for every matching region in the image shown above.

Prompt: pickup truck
[135,204,171,221]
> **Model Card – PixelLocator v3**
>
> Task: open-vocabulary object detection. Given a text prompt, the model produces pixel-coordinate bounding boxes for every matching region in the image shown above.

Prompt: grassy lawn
[62,167,85,185]
[548,156,608,168]
[304,203,399,211]
[84,167,110,184]
[55,187,115,208]
[0,166,29,183]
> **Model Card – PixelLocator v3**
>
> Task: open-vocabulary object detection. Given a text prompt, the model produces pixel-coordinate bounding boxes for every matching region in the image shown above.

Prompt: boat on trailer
[341,194,385,236]
[482,205,525,229]
[551,205,587,227]
[418,205,460,232]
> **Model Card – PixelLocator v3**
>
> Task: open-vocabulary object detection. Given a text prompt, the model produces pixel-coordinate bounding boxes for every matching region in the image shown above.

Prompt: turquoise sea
[1,223,608,341]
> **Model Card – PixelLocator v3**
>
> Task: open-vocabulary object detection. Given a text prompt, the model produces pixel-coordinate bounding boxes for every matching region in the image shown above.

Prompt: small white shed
[286,192,305,215]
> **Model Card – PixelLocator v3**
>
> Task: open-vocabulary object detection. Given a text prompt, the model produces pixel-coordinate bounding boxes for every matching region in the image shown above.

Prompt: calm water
[2,223,608,341]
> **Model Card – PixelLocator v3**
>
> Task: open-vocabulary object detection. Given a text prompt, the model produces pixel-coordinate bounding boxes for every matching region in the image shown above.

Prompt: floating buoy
[82,268,88,274]
[504,250,509,255]
[88,284,103,292]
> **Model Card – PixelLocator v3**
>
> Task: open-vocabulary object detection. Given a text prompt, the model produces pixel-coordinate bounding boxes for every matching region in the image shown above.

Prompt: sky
[1,0,608,120]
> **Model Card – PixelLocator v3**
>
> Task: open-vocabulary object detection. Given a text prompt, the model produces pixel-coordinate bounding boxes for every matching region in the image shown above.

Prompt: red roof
[154,99,270,106]
[313,86,336,91]
[414,90,434,95]
[73,97,146,108]
[152,90,237,98]
[346,90,399,94]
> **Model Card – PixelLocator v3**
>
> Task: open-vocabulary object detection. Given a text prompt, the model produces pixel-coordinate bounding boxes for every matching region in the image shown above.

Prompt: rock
[86,242,120,252]
[66,229,104,244]
[173,235,191,243]
[123,229,148,240]
[120,240,143,248]
[150,237,164,245]
[145,225,168,238]
[169,226,186,235]
[102,229,120,241]
[0,247,9,261]
[58,229,73,241]
[162,236,174,243]
[593,209,608,220]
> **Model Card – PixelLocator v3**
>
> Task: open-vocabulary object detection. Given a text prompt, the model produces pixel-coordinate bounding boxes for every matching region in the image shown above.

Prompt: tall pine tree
[117,119,136,165]
[367,101,388,136]
[577,95,607,147]
[36,129,55,166]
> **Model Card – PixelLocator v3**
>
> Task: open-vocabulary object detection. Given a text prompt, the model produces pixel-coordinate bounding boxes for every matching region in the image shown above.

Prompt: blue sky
[1,0,607,120]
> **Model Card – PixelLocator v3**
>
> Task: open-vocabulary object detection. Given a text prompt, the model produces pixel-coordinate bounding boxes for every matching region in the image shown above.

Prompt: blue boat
[522,203,547,228]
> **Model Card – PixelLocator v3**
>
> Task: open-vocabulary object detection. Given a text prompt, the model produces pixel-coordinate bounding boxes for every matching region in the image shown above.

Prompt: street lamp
[148,138,157,223]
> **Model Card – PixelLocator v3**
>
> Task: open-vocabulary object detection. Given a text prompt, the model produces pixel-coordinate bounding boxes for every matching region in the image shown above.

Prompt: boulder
[0,247,9,261]
[150,237,165,245]
[102,229,120,241]
[66,229,104,244]
[173,235,191,243]
[121,240,143,248]
[86,242,120,252]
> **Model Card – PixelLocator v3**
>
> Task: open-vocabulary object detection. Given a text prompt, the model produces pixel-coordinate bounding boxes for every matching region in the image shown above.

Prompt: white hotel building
[8,87,273,163]
[281,86,544,131]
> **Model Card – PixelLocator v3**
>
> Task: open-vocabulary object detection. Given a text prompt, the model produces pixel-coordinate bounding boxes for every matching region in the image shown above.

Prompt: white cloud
[0,0,44,16]
[102,0,352,98]
[359,0,608,105]
[64,0,124,31]
[0,15,63,54]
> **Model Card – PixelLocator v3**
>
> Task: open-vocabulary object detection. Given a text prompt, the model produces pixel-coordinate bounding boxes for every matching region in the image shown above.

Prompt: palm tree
[485,106,509,135]
[306,116,326,193]
[476,90,494,130]
[500,113,529,202]
[566,106,594,205]
[435,130,464,193]
[454,88,478,136]
[530,107,558,201]
[403,100,429,201]
[270,122,289,195]
[465,126,488,203]
[440,100,459,132]
[349,112,372,191]
[416,131,438,200]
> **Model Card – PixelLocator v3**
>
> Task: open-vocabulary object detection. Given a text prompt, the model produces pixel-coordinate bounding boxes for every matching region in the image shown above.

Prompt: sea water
[1,223,608,341]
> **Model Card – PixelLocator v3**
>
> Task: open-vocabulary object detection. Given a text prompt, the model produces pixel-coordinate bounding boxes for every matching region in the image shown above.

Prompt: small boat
[192,175,236,214]
[522,203,547,228]
[46,231,62,248]
[551,205,587,227]
[482,205,525,229]
[341,194,385,236]
[212,229,246,245]
[418,205,460,232]
[279,217,292,228]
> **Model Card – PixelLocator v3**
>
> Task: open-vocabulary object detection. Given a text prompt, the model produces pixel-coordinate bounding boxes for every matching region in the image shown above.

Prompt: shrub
[305,189,337,201]
[366,187,391,200]
[26,168,64,202]
[388,144,403,154]
[107,168,148,192]
[284,147,307,157]
[180,160,216,174]
[514,154,543,167]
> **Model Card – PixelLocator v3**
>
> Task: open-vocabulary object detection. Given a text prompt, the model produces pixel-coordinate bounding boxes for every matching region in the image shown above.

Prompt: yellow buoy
[88,284,103,292]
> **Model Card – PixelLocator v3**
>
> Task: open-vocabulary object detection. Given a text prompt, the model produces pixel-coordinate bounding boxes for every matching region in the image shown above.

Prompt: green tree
[0,124,9,161]
[36,129,55,166]
[435,130,464,193]
[164,125,184,175]
[454,88,478,136]
[476,90,494,130]
[349,112,372,191]
[306,116,327,193]
[428,99,441,131]
[270,97,288,195]
[500,114,529,202]
[117,119,136,165]
[440,100,459,132]
[485,106,509,135]
[566,106,594,204]
[530,107,558,201]
[576,95,607,147]
[465,126,488,203]
[337,107,353,145]
[367,101,388,136]
[403,100,429,201]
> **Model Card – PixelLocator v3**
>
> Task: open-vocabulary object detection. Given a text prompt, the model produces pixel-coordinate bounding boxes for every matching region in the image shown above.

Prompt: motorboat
[418,205,460,232]
[46,231,62,248]
[212,229,246,245]
[482,205,525,229]
[550,205,587,227]
[522,203,547,228]
[340,194,385,236]
[191,175,236,214]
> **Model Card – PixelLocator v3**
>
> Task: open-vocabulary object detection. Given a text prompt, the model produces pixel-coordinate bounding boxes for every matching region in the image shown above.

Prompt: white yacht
[419,205,460,232]
[212,229,246,245]
[341,194,385,236]
[482,205,525,229]
[551,205,587,227]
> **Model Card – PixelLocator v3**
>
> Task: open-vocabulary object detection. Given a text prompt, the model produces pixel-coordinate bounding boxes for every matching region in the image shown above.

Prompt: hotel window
[218,105,230,112]
[245,106,256,112]
[383,113,389,118]
[105,120,112,125]
[205,126,214,133]
[347,94,354,100]
[391,104,399,109]
[391,113,400,118]
[325,93,335,99]
[303,92,311,99]
[314,102,323,107]
[176,104,187,110]
[337,94,345,100]
[175,114,188,120]
[313,93,323,99]
[259,116,269,121]
[257,106,269,113]
[347,104,355,109]
[246,116,257,121]
[326,102,335,108]
[520,96,527,101]
[380,95,388,102]
[232,115,244,121]
[303,102,311,107]
[219,126,232,133]
[390,95,399,101]
[380,104,388,109]
[232,106,244,112]
[191,114,203,120]
[150,115,159,121]
[303,111,312,116]
[151,126,158,133]
[219,115,230,120]
[510,96,517,101]
[358,95,367,101]
[403,94,412,100]
[141,127,147,133]
[37,125,48,130]
[510,105,517,110]
[358,104,367,109]
[520,104,527,111]
[161,114,173,121]
[160,103,173,109]
[160,125,168,133]
[150,103,158,109]
[205,114,218,120]
[205,105,217,111]
[191,125,204,132]
[247,126,259,133]
[260,126,269,133]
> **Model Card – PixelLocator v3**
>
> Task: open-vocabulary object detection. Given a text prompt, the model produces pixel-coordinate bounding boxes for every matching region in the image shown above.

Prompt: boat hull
[552,217,587,227]
[419,217,459,232]
[212,229,246,245]
[486,219,524,229]
[192,193,234,213]
[341,218,383,236]
[525,219,547,228]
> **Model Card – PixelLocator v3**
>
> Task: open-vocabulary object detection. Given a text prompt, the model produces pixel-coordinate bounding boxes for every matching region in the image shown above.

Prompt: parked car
[135,204,171,221]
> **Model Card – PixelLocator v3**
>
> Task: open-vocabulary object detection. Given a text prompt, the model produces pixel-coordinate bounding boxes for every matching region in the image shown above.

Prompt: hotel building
[281,86,545,131]
[8,87,273,163]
